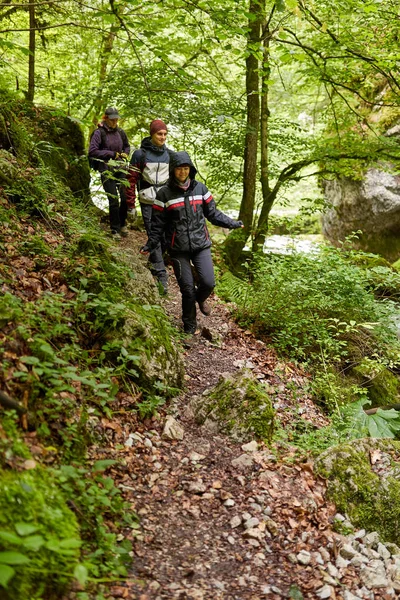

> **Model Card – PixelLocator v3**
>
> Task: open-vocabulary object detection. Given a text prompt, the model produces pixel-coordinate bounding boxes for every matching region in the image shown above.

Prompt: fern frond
[217,272,252,306]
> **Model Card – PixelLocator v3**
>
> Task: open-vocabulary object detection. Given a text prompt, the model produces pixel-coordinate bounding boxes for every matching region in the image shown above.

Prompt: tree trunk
[26,0,35,102]
[224,0,263,266]
[253,23,272,251]
[88,28,116,135]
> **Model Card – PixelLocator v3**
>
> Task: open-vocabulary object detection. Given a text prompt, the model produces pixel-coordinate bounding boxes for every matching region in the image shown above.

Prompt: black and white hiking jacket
[147,151,242,254]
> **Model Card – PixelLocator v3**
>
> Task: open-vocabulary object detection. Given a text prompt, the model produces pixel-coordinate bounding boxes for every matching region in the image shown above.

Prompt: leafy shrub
[0,467,82,599]
[217,246,400,367]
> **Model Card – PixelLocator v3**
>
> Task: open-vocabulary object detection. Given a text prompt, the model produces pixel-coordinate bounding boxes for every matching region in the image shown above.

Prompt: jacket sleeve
[126,149,144,209]
[202,185,242,229]
[147,192,168,250]
[88,129,115,161]
[120,129,130,155]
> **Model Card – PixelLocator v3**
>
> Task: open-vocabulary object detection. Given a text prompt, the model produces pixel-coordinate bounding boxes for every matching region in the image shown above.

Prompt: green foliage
[0,467,82,599]
[54,462,136,579]
[217,246,400,368]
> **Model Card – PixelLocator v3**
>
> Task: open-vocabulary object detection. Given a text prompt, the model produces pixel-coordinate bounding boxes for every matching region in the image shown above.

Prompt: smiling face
[151,129,168,147]
[174,164,190,183]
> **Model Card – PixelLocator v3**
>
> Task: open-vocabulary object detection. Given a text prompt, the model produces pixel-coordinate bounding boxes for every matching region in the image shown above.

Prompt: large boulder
[322,169,400,261]
[315,439,400,544]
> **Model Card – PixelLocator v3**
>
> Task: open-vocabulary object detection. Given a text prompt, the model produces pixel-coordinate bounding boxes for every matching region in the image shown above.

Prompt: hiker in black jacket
[88,107,130,239]
[140,151,243,336]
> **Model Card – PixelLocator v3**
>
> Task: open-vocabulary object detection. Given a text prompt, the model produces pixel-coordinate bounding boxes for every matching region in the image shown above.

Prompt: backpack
[88,127,129,171]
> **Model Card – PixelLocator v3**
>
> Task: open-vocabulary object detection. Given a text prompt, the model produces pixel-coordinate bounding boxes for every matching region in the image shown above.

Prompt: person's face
[105,117,119,129]
[174,165,190,183]
[151,129,167,147]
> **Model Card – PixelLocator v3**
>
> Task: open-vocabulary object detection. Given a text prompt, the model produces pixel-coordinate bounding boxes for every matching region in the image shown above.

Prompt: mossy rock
[0,466,81,599]
[123,304,184,391]
[193,369,274,442]
[315,438,400,544]
[350,360,400,408]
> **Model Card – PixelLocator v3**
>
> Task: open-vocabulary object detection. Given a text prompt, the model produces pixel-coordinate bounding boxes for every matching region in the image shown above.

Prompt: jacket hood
[169,151,197,179]
[140,136,166,153]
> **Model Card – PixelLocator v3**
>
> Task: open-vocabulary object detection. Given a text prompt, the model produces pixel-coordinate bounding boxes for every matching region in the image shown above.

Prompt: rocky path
[105,237,400,600]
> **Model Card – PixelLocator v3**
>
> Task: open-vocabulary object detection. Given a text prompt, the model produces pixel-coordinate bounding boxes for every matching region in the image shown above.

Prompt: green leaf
[59,538,82,549]
[14,523,39,537]
[22,535,45,552]
[0,531,23,545]
[73,564,88,586]
[92,459,117,472]
[0,564,15,587]
[0,552,30,565]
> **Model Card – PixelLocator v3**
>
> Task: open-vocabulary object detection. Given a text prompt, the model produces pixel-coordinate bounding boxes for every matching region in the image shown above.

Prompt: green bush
[0,467,82,599]
[217,246,400,367]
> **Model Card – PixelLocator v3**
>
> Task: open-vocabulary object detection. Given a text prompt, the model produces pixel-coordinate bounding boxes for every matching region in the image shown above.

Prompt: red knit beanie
[150,119,168,136]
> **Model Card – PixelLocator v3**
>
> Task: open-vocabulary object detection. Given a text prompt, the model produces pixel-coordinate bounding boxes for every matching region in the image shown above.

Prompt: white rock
[244,517,260,530]
[297,550,311,565]
[377,542,391,560]
[360,561,389,589]
[363,531,380,548]
[343,592,363,600]
[189,451,206,462]
[227,536,235,545]
[162,416,184,440]
[230,515,242,528]
[340,544,359,560]
[231,454,254,469]
[224,499,235,508]
[243,528,264,540]
[326,563,339,578]
[336,555,350,569]
[317,585,333,599]
[241,440,258,453]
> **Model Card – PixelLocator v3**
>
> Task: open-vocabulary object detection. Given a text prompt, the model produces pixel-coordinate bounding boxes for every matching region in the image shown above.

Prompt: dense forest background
[4,1,400,598]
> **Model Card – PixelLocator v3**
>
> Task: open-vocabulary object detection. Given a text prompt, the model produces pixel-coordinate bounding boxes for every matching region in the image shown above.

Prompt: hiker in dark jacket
[140,151,243,336]
[126,119,170,292]
[89,107,130,239]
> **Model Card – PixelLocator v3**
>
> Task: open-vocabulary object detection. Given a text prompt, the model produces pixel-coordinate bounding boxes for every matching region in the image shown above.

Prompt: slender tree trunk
[89,28,116,135]
[224,0,263,266]
[26,0,35,101]
[253,19,273,251]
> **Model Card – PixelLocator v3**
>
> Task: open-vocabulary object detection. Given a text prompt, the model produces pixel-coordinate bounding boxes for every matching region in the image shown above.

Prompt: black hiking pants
[101,170,128,234]
[170,248,215,333]
[141,203,168,286]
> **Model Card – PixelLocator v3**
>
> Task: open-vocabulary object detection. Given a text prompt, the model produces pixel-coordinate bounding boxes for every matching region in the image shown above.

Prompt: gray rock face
[322,168,400,260]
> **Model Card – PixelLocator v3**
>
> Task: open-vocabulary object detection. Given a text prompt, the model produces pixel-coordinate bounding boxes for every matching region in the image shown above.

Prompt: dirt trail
[106,235,385,600]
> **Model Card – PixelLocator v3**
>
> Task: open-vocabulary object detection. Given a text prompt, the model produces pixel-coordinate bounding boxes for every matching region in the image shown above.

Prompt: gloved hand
[115,152,129,160]
[127,208,137,223]
[140,244,150,255]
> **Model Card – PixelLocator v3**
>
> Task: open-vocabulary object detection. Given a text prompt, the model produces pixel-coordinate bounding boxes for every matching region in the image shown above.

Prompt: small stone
[343,592,362,600]
[241,440,258,452]
[377,542,391,560]
[335,555,350,569]
[339,544,359,560]
[162,416,184,440]
[188,480,207,494]
[354,529,366,539]
[149,581,161,591]
[242,512,252,521]
[297,550,311,565]
[144,438,153,448]
[314,551,324,565]
[363,531,380,548]
[189,451,206,462]
[326,563,339,578]
[181,457,189,465]
[316,585,333,599]
[264,517,279,536]
[254,552,266,561]
[244,517,260,530]
[23,459,37,470]
[224,499,235,508]
[238,576,246,586]
[231,454,254,469]
[247,538,261,547]
[227,536,235,545]
[319,546,331,562]
[243,528,265,541]
[287,553,297,564]
[230,515,242,528]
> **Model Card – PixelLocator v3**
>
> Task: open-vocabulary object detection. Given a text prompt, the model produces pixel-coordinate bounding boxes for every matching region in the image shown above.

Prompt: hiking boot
[198,300,211,316]
[158,277,168,295]
[183,333,196,349]
[120,226,129,237]
[111,231,121,240]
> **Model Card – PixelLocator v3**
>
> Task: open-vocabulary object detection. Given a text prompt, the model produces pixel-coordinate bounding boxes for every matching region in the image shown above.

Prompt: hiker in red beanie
[126,119,171,293]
